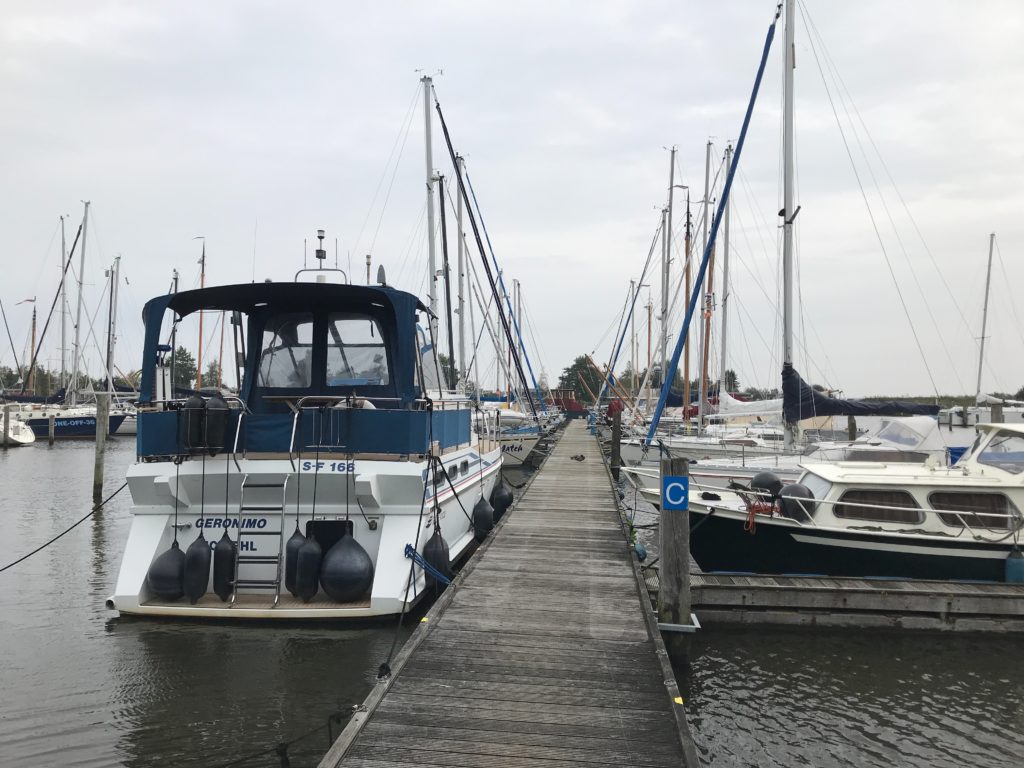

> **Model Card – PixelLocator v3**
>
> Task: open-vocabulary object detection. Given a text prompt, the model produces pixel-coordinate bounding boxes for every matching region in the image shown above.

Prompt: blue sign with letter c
[662,475,689,511]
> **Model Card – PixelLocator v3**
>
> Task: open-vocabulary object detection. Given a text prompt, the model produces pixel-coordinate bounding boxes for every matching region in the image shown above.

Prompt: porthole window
[460,460,470,475]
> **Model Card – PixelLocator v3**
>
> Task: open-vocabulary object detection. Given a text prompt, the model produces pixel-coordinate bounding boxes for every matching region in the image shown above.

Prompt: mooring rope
[0,481,128,573]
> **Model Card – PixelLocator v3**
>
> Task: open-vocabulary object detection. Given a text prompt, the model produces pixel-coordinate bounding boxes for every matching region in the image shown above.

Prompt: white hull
[498,433,540,467]
[109,444,502,619]
[2,417,36,446]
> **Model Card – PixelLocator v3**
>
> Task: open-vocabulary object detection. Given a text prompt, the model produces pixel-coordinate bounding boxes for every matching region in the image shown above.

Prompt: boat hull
[109,445,503,619]
[689,508,1015,582]
[24,413,127,439]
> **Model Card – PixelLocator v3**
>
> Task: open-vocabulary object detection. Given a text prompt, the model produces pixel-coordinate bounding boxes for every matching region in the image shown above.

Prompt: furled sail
[782,364,938,423]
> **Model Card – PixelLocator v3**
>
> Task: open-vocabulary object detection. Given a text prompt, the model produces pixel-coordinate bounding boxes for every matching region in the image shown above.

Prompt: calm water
[0,439,411,768]
[2,438,1022,767]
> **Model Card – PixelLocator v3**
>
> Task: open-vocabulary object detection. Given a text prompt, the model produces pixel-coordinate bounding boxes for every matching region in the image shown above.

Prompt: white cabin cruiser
[684,422,1024,582]
[108,280,508,620]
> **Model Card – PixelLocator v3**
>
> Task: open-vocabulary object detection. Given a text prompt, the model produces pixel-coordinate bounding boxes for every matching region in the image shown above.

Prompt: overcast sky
[2,1,1023,397]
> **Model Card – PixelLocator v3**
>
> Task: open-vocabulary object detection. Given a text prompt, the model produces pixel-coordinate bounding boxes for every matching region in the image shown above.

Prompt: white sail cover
[977,393,1024,407]
[718,390,783,418]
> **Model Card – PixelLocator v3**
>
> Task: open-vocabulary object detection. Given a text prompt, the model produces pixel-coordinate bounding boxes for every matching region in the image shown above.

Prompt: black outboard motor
[179,394,206,454]
[183,531,212,604]
[422,527,452,592]
[489,482,514,523]
[204,393,229,457]
[778,483,816,523]
[284,525,307,598]
[472,497,494,542]
[750,471,783,503]
[212,529,236,601]
[295,532,323,603]
[320,521,375,603]
[146,540,186,600]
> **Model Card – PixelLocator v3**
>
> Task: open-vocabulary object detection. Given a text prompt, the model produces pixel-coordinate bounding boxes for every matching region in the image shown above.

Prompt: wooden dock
[688,571,1024,632]
[320,419,698,768]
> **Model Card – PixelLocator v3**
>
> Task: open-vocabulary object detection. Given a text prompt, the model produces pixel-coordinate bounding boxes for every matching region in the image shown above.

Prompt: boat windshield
[326,313,389,386]
[258,313,314,388]
[874,420,924,448]
[976,430,1024,475]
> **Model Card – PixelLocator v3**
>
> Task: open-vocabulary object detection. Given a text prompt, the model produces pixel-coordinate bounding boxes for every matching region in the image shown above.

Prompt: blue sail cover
[782,363,938,422]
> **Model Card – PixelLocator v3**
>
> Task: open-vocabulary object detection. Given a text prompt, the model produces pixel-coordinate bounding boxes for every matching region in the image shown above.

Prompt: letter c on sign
[665,482,687,506]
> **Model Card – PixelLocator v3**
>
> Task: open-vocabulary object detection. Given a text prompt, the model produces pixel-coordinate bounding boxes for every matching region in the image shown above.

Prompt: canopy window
[258,312,315,388]
[326,313,390,387]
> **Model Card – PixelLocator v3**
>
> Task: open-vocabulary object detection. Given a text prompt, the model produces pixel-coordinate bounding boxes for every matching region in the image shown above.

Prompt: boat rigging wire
[0,481,128,574]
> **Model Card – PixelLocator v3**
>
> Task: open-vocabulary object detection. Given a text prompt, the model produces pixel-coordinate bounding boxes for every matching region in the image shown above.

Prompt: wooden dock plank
[321,421,695,767]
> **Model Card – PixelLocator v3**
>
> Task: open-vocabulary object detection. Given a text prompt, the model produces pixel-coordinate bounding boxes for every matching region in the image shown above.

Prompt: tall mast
[59,216,67,390]
[697,140,712,429]
[105,256,120,396]
[682,193,692,426]
[976,233,996,399]
[646,298,652,411]
[662,146,676,378]
[28,304,37,393]
[195,238,206,389]
[218,311,226,389]
[456,154,467,384]
[719,143,734,400]
[630,279,637,392]
[782,0,798,447]
[422,75,439,341]
[70,200,89,407]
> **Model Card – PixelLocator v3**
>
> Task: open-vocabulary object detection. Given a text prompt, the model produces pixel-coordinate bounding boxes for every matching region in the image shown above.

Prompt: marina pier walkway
[320,419,696,767]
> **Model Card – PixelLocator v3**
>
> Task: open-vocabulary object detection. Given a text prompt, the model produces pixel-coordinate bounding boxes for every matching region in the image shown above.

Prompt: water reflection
[678,628,1024,768]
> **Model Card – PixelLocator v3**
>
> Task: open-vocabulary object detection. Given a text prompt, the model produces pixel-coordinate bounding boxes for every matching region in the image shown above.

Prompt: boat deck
[319,419,698,767]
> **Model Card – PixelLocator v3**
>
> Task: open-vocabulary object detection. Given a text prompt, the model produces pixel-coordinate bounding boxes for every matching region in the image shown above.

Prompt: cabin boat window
[929,491,1021,530]
[417,326,443,392]
[326,313,389,387]
[833,489,923,524]
[874,420,923,448]
[258,313,314,388]
[976,430,1024,475]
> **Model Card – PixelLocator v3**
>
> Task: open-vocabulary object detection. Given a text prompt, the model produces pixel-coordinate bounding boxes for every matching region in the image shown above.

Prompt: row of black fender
[145,477,516,605]
[178,393,230,457]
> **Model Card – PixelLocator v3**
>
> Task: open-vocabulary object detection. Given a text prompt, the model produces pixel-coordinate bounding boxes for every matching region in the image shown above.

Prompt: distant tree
[172,346,197,389]
[203,360,222,389]
[723,369,739,393]
[558,355,605,404]
[1017,385,1024,400]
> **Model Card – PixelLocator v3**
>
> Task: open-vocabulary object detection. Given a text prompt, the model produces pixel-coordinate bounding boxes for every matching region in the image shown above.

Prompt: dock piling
[658,456,693,644]
[48,414,56,445]
[2,404,9,449]
[93,394,109,504]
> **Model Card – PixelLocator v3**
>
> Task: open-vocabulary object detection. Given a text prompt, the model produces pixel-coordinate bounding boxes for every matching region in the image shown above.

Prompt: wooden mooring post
[658,455,695,647]
[2,404,9,449]
[93,394,109,504]
[48,414,56,445]
[610,409,621,481]
[847,415,857,441]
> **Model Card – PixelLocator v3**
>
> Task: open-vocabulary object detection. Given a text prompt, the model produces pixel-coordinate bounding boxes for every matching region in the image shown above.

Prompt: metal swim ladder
[231,474,289,607]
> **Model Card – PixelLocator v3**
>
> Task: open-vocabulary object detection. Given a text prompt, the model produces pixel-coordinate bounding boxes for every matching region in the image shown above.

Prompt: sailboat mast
[70,200,89,407]
[976,232,996,399]
[196,239,206,390]
[719,143,733,399]
[662,146,676,378]
[28,304,36,393]
[782,0,797,448]
[456,154,467,384]
[697,140,713,429]
[421,75,439,342]
[60,216,67,390]
[683,194,692,425]
[218,311,226,389]
[105,256,120,396]
[630,279,637,392]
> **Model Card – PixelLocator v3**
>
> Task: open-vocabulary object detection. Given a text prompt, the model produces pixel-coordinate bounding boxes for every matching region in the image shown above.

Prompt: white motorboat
[1,412,36,446]
[684,422,1024,582]
[108,279,508,620]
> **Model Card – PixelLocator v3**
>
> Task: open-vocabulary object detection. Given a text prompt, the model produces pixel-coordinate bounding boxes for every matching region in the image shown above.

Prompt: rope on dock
[0,481,128,574]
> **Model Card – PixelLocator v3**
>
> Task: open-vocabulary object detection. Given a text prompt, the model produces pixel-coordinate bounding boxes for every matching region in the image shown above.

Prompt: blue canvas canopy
[782,363,939,423]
